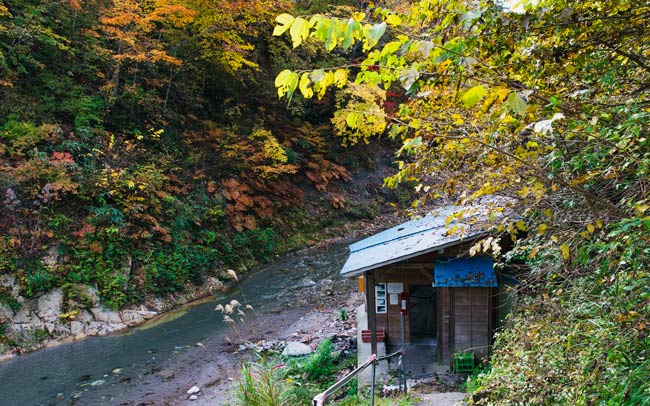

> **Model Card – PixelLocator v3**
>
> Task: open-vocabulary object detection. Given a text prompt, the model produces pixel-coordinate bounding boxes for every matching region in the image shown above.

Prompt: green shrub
[302,338,338,380]
[142,250,189,295]
[69,236,132,309]
[470,219,650,405]
[0,120,52,156]
[233,361,296,406]
[23,268,58,298]
[232,228,278,262]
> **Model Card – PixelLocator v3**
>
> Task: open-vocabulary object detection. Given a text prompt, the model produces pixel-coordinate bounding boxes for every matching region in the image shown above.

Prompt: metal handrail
[312,349,404,406]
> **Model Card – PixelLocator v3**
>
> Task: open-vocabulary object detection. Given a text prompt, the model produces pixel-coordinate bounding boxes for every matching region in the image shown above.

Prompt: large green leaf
[506,91,528,116]
[363,22,387,50]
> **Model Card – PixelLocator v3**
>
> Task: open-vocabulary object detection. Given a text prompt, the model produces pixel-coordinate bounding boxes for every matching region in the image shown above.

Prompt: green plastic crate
[453,352,475,373]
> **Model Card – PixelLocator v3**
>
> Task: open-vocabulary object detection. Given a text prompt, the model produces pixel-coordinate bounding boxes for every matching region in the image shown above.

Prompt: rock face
[0,284,167,357]
[1,272,229,358]
[0,275,19,297]
[36,289,64,333]
[281,341,312,357]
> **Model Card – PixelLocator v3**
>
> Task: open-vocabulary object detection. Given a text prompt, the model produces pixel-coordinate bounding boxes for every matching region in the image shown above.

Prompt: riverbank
[141,288,365,405]
[0,208,408,363]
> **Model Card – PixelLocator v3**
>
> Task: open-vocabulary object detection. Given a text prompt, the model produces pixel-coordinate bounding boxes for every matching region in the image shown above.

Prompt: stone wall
[0,276,225,360]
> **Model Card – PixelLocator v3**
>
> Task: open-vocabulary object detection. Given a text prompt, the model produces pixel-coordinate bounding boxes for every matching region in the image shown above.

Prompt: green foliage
[0,120,52,156]
[470,219,650,405]
[61,283,95,309]
[275,0,650,404]
[68,96,104,129]
[23,267,58,298]
[233,361,297,406]
[68,229,132,309]
[301,338,338,380]
[232,228,278,263]
[0,238,16,274]
[142,244,218,295]
[142,252,189,294]
[233,340,357,406]
[30,328,49,343]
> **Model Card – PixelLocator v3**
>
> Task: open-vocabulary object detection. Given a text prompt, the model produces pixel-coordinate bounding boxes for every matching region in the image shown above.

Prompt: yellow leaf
[559,244,570,260]
[353,12,366,22]
[275,69,299,98]
[299,73,313,98]
[274,69,292,87]
[273,13,295,37]
[289,17,310,48]
[385,14,401,26]
[333,69,348,88]
[437,59,452,74]
[461,85,487,108]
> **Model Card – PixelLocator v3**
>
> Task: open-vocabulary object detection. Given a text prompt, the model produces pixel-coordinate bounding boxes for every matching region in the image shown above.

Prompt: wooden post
[366,271,378,356]
[438,287,451,365]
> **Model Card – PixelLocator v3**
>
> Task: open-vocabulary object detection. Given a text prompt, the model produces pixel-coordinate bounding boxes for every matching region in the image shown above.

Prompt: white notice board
[386,282,404,294]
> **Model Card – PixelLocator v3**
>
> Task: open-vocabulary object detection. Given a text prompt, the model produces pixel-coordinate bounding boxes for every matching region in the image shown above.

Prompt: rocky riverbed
[68,247,363,406]
[0,209,404,361]
[0,241,369,405]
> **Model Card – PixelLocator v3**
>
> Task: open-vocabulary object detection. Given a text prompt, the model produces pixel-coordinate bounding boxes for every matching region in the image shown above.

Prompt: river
[0,244,351,405]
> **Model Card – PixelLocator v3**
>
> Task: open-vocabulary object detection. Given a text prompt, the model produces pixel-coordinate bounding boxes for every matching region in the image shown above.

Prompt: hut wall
[372,265,433,345]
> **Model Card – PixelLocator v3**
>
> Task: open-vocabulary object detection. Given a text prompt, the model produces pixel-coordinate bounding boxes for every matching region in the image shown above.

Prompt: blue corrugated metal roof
[340,205,495,277]
[434,257,497,287]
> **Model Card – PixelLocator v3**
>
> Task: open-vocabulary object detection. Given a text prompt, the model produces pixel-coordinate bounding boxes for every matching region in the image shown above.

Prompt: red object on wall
[400,292,409,315]
[361,329,385,343]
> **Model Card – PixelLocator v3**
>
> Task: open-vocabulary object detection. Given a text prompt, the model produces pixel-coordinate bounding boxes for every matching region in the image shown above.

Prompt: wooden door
[451,288,490,358]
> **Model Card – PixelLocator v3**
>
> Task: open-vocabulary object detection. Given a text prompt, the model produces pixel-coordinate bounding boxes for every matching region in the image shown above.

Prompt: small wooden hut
[341,205,516,367]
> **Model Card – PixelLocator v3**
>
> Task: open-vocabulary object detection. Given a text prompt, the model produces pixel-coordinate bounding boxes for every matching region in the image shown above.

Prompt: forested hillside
[1,0,649,403]
[273,0,649,404]
[0,0,400,352]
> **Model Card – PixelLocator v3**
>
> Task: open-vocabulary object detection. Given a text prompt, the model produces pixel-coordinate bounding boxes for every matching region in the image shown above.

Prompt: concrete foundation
[356,304,388,387]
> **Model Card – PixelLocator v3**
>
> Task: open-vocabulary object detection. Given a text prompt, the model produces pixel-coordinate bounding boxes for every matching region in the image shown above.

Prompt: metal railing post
[400,312,407,394]
[370,359,376,406]
[311,350,404,406]
[401,348,408,395]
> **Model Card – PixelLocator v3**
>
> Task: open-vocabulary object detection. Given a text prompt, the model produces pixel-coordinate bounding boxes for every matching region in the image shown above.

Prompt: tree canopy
[0,0,381,325]
[273,0,649,403]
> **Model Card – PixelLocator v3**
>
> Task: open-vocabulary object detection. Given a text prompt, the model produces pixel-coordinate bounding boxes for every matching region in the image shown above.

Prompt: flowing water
[0,245,350,405]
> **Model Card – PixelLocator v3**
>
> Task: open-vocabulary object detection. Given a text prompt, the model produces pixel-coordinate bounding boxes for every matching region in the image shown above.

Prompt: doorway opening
[388,284,439,377]
[409,285,437,344]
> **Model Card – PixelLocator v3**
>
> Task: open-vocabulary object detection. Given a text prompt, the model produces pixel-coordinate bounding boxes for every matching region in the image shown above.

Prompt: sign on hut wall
[433,257,497,287]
